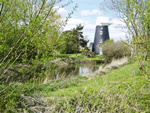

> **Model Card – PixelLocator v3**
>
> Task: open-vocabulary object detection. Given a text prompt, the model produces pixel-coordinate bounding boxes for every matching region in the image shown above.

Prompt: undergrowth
[1,62,150,112]
[49,76,150,112]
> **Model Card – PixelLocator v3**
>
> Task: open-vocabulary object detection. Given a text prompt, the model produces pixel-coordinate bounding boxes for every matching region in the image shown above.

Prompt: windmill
[92,22,112,54]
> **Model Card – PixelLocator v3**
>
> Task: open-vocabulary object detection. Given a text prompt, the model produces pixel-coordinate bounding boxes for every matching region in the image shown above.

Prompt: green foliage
[52,78,150,112]
[83,46,90,52]
[0,76,88,112]
[61,24,89,54]
[37,63,150,112]
[0,0,79,111]
[56,53,82,58]
[100,0,150,76]
[1,0,57,60]
[87,55,103,60]
[105,39,114,44]
[102,41,130,63]
[2,62,148,112]
[59,53,86,61]
[0,82,37,112]
[36,76,88,94]
[56,53,103,61]
[0,0,78,82]
[75,55,85,61]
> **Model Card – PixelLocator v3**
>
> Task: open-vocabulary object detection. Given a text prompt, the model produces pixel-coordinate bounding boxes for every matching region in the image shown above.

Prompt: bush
[0,0,78,83]
[48,76,150,112]
[82,52,95,57]
[102,41,130,63]
[0,76,88,112]
[0,82,38,112]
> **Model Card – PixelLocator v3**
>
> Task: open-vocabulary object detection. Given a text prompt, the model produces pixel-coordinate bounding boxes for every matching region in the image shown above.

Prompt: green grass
[35,62,139,98]
[56,53,82,58]
[56,53,85,61]
[3,62,148,112]
[37,62,150,112]
[87,55,103,60]
[56,53,103,61]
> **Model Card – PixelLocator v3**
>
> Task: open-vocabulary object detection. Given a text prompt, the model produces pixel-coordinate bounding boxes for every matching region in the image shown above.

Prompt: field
[56,53,103,61]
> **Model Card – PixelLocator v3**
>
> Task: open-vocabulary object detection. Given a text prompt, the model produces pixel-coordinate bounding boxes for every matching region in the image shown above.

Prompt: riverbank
[0,53,103,85]
[1,60,150,112]
[36,58,132,98]
[54,53,104,67]
[56,53,103,61]
[82,57,128,77]
[29,60,149,112]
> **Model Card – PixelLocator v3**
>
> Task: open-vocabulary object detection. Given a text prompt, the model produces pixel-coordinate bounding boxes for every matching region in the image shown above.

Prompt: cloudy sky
[54,0,127,45]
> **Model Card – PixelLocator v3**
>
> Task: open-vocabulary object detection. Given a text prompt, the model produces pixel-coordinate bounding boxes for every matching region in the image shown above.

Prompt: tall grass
[22,62,149,112]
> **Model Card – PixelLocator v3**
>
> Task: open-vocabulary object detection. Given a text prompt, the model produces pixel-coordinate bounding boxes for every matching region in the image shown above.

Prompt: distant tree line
[61,24,89,54]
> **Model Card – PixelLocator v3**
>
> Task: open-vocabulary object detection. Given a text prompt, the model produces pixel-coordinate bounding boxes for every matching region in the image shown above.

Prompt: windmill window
[100,31,103,35]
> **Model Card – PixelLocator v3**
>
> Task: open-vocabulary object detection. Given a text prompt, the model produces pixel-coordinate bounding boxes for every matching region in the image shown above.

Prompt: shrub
[105,39,114,44]
[102,41,130,63]
[82,52,95,57]
[0,82,38,112]
[0,0,78,83]
[48,76,150,112]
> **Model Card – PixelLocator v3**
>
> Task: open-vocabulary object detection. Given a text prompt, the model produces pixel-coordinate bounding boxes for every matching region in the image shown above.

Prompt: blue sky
[54,0,127,45]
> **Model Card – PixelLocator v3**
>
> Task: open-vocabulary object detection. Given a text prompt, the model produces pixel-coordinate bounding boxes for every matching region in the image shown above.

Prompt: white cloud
[109,18,127,41]
[63,18,84,31]
[84,24,95,30]
[53,6,67,16]
[96,17,126,27]
[64,25,76,31]
[96,17,110,25]
[81,9,102,16]
[111,18,125,26]
[57,8,67,15]
[83,32,95,46]
[63,18,94,31]
[110,18,127,33]
[109,27,127,42]
[67,18,89,25]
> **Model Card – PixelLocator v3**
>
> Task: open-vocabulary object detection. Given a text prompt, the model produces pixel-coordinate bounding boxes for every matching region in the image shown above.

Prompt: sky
[54,0,127,46]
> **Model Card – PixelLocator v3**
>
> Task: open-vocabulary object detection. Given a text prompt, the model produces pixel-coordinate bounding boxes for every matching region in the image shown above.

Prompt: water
[41,62,103,83]
[54,63,102,79]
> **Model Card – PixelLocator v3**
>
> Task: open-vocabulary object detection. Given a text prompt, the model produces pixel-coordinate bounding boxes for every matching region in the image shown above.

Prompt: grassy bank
[35,62,139,97]
[1,62,150,112]
[56,53,103,61]
[33,62,150,112]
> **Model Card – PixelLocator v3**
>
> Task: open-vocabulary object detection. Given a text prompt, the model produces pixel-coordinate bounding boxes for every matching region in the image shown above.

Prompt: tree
[101,0,150,77]
[0,0,78,81]
[0,0,80,111]
[61,24,89,54]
